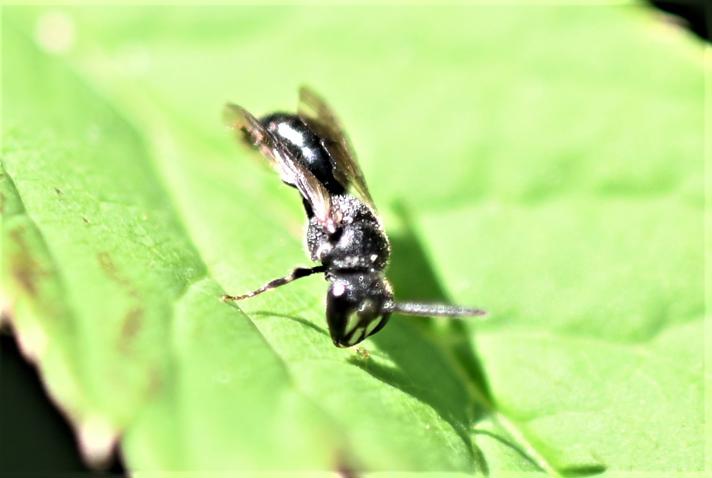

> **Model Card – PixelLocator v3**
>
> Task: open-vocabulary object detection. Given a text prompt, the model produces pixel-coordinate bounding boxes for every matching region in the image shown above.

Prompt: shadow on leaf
[355,203,500,473]
[385,203,493,412]
[249,310,331,338]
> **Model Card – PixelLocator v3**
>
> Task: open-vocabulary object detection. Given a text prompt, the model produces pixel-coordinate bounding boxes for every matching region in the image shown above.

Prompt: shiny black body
[222,88,485,347]
[263,113,393,346]
[262,113,346,198]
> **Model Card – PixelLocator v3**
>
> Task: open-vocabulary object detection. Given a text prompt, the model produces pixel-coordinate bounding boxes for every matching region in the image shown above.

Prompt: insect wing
[297,86,375,206]
[223,103,278,165]
[224,103,334,228]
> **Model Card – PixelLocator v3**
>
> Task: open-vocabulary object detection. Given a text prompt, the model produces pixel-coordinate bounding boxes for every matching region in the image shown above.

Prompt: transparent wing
[297,86,374,206]
[224,103,336,230]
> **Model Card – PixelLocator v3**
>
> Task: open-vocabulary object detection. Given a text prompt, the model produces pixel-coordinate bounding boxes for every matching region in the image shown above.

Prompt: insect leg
[221,265,327,302]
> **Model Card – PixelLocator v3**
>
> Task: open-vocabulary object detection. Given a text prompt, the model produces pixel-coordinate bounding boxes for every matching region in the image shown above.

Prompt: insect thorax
[306,194,390,272]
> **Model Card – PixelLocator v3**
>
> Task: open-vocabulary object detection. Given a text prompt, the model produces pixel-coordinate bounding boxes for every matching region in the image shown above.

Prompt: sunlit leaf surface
[1,5,705,475]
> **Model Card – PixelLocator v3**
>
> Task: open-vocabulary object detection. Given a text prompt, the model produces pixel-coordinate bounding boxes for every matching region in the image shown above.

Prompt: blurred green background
[0,3,707,477]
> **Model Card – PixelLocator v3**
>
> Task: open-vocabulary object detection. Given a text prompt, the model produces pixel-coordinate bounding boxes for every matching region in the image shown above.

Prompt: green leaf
[1,4,705,476]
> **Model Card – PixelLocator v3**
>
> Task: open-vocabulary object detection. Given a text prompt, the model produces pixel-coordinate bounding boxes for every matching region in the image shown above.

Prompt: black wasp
[222,87,485,347]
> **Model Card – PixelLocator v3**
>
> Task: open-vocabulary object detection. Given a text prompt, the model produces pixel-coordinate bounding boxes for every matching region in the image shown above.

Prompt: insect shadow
[249,310,331,339]
[345,204,508,475]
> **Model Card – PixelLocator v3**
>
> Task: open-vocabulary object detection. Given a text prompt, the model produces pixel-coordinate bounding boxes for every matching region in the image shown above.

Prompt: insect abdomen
[261,113,345,195]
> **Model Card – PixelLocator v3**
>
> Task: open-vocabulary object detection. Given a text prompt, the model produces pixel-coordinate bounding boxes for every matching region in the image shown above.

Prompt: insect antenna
[382,300,486,318]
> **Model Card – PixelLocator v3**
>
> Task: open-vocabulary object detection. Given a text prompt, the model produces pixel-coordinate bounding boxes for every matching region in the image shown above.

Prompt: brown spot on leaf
[0,192,5,214]
[9,228,48,297]
[81,216,90,224]
[146,367,164,397]
[97,252,139,298]
[122,307,143,339]
[118,306,143,353]
[54,187,62,195]
[99,252,146,356]
[97,251,116,276]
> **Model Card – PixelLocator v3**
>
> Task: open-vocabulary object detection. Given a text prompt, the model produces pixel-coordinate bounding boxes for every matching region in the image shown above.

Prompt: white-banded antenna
[383,300,486,318]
